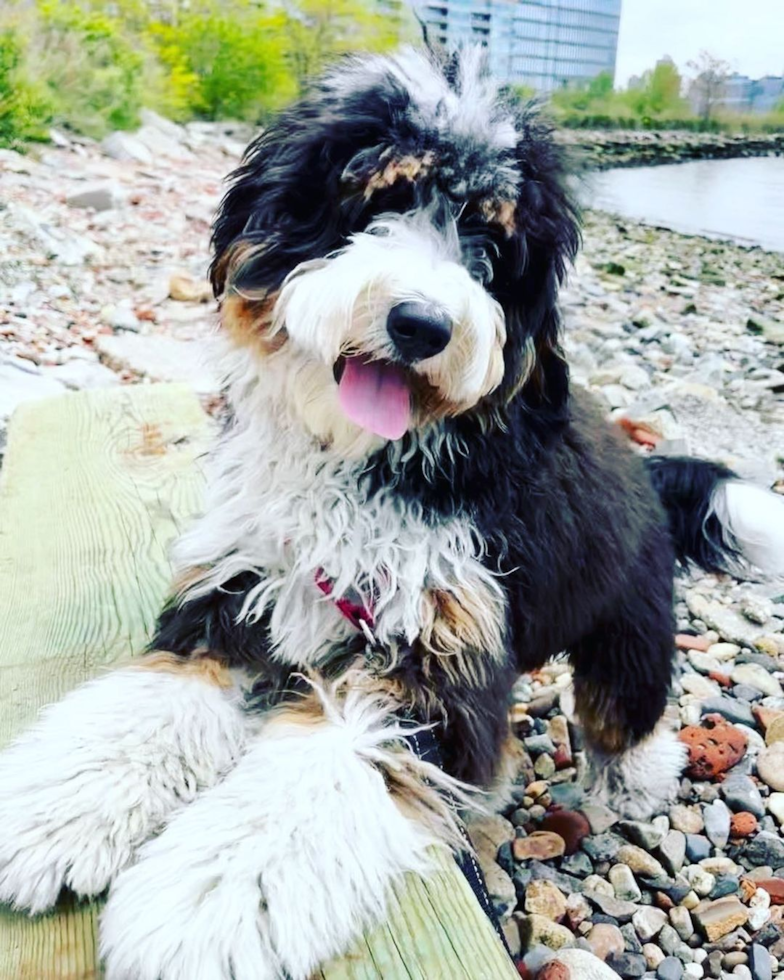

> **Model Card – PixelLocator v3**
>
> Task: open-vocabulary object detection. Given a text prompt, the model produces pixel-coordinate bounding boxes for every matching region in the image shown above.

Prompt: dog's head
[212,47,580,454]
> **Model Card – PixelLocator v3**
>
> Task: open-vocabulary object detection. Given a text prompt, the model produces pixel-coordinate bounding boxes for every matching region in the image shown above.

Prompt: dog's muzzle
[387,302,452,363]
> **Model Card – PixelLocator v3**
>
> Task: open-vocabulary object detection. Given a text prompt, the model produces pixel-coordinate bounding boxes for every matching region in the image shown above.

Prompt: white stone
[94,334,219,395]
[43,360,119,391]
[707,642,741,661]
[684,865,715,897]
[547,949,621,979]
[732,663,783,698]
[0,361,67,422]
[66,182,124,212]
[768,792,784,824]
[682,674,722,699]
[632,906,667,942]
[101,131,153,165]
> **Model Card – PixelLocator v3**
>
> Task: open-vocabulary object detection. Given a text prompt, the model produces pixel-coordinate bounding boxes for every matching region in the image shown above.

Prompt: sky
[615,0,784,87]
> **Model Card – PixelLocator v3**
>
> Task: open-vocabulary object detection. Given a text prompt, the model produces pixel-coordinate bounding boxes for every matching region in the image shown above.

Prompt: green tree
[647,59,684,114]
[275,0,409,92]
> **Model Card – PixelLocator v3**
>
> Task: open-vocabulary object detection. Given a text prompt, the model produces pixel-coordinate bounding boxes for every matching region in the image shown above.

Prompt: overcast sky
[615,0,784,87]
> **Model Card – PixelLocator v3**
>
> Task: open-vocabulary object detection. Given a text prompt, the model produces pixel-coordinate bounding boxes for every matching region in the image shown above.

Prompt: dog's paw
[101,684,447,980]
[101,832,284,980]
[0,666,245,914]
[586,725,687,820]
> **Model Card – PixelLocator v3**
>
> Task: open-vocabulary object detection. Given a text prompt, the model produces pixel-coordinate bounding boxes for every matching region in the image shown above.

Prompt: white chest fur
[173,367,499,668]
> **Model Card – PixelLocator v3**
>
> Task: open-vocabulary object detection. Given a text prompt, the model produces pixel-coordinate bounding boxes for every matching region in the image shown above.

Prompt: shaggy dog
[1,47,783,980]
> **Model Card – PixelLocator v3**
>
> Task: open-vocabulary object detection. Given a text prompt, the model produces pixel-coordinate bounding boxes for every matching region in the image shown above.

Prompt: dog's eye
[461,235,498,285]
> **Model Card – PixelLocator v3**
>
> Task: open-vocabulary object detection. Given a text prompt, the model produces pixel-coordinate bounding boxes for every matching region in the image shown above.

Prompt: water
[581,156,784,253]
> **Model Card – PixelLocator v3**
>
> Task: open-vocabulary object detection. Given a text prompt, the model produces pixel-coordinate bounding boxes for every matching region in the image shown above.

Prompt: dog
[1,46,783,980]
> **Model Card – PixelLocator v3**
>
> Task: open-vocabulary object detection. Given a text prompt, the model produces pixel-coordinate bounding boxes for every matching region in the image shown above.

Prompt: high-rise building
[412,0,622,91]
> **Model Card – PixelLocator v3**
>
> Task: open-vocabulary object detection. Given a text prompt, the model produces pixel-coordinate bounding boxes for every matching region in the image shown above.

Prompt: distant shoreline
[557,130,784,170]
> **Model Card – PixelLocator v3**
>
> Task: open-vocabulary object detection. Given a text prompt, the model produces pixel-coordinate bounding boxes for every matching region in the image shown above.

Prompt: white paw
[101,687,448,980]
[0,667,246,913]
[587,725,687,820]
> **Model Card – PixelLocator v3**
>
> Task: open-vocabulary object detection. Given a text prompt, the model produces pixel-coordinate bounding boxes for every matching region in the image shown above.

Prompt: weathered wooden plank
[0,385,213,980]
[318,850,517,979]
[0,385,517,980]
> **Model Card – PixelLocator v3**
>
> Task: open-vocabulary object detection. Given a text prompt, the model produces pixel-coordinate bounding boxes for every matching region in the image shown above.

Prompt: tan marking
[364,152,436,199]
[135,651,233,688]
[221,292,286,357]
[573,677,631,754]
[480,198,517,237]
[420,584,505,659]
[171,565,212,598]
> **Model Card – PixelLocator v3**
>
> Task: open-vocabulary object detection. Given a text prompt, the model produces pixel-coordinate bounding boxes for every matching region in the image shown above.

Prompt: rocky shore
[558,130,784,170]
[1,116,784,979]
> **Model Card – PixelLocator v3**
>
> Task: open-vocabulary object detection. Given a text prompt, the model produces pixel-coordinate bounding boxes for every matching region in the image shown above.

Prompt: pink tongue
[338,356,411,440]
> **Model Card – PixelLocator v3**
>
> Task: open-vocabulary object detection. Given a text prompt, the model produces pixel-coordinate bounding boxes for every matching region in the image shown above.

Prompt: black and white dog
[1,46,783,980]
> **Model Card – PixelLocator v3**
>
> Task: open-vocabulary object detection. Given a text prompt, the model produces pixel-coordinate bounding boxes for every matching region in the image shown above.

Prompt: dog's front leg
[100,679,464,980]
[0,653,247,913]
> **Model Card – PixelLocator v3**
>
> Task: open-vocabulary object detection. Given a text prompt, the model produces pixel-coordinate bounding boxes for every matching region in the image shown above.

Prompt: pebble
[732,665,783,699]
[658,957,686,980]
[670,907,696,942]
[685,866,717,898]
[686,835,713,863]
[543,948,623,978]
[681,716,748,779]
[671,806,707,835]
[722,776,766,819]
[525,880,568,921]
[581,804,620,836]
[620,820,668,851]
[659,831,688,875]
[757,744,784,792]
[700,699,757,728]
[617,844,667,878]
[610,863,643,902]
[605,951,648,977]
[634,906,669,942]
[514,832,567,862]
[692,897,749,942]
[519,913,574,950]
[730,813,759,838]
[587,922,625,961]
[748,943,773,980]
[540,810,591,855]
[704,800,733,850]
[767,794,784,825]
[584,890,640,922]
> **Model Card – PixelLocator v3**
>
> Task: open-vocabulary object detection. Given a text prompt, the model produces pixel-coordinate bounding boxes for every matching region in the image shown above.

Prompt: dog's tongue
[338,356,411,440]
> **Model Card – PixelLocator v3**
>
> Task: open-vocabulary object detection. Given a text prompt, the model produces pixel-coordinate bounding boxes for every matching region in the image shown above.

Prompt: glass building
[412,0,622,91]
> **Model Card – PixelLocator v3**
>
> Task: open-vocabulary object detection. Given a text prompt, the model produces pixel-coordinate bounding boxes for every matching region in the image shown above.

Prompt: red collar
[315,569,376,635]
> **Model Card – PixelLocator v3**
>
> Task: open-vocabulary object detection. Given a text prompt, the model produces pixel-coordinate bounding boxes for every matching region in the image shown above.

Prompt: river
[581,156,784,254]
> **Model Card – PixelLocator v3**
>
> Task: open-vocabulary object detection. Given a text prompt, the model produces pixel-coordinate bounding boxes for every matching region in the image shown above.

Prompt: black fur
[645,456,741,572]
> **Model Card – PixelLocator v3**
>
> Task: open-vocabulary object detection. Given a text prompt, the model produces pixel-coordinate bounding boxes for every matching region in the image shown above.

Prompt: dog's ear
[491,108,580,421]
[210,76,407,300]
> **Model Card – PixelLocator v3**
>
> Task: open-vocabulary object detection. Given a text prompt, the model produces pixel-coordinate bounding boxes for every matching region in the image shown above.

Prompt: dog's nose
[387,302,452,363]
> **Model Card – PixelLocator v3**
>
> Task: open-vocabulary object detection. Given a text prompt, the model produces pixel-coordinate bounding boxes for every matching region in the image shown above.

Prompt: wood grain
[0,385,213,979]
[0,385,517,980]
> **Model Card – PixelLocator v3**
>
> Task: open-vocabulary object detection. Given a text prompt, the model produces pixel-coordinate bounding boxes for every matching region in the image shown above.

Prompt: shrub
[0,26,53,147]
[148,5,295,122]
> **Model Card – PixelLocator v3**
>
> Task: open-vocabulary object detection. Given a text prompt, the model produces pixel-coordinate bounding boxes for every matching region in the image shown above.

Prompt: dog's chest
[263,471,494,664]
[177,411,500,668]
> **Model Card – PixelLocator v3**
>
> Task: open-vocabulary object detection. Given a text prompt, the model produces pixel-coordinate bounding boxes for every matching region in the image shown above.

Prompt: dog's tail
[645,456,784,576]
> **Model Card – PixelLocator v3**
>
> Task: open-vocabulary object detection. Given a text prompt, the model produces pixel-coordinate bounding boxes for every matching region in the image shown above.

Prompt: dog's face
[212,47,580,454]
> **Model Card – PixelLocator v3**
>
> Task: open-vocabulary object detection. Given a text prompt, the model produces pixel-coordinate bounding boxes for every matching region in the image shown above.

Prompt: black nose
[387,302,452,363]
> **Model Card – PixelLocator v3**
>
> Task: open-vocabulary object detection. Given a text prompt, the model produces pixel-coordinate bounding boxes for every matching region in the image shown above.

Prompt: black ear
[491,107,581,421]
[209,74,410,299]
